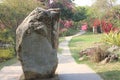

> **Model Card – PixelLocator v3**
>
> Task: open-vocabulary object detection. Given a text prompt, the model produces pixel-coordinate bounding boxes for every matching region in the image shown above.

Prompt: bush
[102,31,120,46]
[0,29,13,42]
[59,27,79,37]
[0,48,14,62]
[59,21,80,37]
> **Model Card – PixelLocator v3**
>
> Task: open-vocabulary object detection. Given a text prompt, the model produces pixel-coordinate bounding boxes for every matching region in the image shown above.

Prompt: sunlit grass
[69,32,102,63]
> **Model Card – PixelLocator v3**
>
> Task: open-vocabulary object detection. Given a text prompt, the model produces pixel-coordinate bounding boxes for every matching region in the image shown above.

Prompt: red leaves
[64,20,73,28]
[101,21,112,33]
[93,19,113,33]
[93,19,101,27]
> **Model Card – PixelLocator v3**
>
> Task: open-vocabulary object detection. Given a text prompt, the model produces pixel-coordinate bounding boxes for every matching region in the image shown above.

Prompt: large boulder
[16,7,60,80]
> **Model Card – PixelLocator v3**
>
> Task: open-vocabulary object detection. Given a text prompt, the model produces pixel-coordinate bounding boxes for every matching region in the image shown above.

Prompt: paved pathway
[0,32,103,80]
[0,63,22,80]
[56,33,103,80]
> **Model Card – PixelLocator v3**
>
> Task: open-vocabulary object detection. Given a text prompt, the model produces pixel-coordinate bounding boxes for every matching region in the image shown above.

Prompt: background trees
[49,0,74,20]
[0,0,43,42]
[72,7,88,22]
[0,0,120,62]
[0,0,43,30]
[0,0,120,42]
[81,0,120,33]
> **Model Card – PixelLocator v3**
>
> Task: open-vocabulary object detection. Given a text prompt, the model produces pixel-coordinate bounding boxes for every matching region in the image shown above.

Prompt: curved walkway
[56,32,103,80]
[0,32,103,80]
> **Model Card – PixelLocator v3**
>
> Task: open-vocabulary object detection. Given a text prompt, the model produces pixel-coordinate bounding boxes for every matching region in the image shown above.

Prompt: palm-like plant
[102,31,120,46]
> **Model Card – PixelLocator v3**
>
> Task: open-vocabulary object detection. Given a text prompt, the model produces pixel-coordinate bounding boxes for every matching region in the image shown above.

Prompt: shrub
[59,20,79,37]
[102,31,120,46]
[0,48,14,62]
[0,29,13,42]
[59,27,79,37]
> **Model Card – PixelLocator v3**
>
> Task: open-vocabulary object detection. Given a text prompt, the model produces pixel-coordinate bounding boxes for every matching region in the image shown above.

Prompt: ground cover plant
[69,32,120,80]
[0,48,14,62]
[0,58,17,70]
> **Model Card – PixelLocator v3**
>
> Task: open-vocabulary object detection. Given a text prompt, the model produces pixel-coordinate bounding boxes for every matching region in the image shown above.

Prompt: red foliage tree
[93,19,113,33]
[101,20,112,33]
[93,19,101,27]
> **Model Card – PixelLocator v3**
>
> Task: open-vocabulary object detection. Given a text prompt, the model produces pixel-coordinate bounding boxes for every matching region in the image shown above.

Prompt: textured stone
[16,7,60,80]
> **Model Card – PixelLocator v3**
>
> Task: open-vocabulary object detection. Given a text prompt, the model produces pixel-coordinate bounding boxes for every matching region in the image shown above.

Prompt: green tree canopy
[0,0,43,29]
[0,0,43,42]
[72,7,88,22]
[49,0,74,20]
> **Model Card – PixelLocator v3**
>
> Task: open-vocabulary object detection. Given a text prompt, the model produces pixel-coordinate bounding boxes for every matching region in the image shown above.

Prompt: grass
[0,48,17,70]
[69,32,120,80]
[69,32,102,63]
[0,57,17,70]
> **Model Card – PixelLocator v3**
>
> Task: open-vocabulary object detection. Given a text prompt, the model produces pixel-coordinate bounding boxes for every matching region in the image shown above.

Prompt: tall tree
[0,0,43,43]
[91,0,117,19]
[72,7,88,22]
[48,0,74,20]
[39,0,74,9]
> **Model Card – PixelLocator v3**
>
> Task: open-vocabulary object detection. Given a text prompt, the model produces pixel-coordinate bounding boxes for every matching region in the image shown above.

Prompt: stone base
[19,74,59,80]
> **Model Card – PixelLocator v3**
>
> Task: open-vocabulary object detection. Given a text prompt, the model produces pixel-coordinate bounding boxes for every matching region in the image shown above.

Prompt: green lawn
[0,57,17,70]
[69,32,120,80]
[69,32,102,63]
[0,48,17,70]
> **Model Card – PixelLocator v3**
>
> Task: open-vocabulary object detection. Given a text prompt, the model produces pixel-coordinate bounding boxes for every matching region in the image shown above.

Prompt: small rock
[107,45,120,52]
[100,57,110,64]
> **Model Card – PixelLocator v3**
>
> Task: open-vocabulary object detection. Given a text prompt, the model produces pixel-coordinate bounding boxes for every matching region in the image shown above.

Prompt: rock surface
[16,7,60,80]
